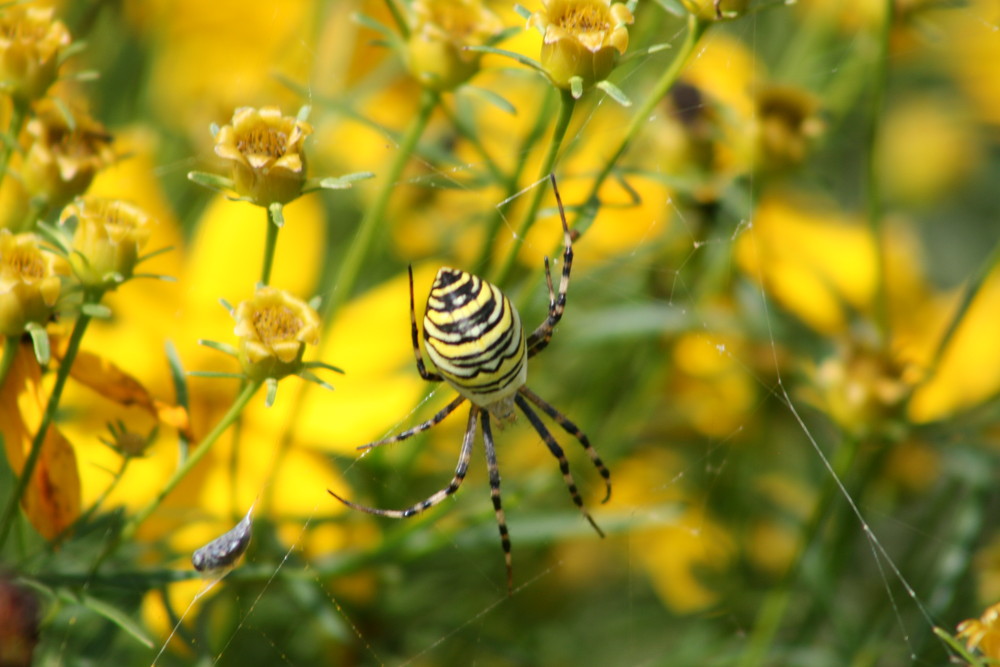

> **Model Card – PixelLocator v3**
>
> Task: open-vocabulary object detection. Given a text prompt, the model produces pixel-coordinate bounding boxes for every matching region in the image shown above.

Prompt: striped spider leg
[329,175,611,593]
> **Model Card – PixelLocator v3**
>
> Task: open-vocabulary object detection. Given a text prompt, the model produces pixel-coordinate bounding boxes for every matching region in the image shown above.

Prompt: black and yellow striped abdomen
[423,268,527,419]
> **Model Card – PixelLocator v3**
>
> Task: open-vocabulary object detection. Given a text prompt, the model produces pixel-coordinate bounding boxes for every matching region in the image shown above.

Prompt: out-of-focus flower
[213,106,312,207]
[406,0,503,91]
[958,601,1000,660]
[0,572,39,667]
[0,6,71,103]
[21,101,116,214]
[0,230,60,337]
[99,421,158,459]
[61,198,153,290]
[0,344,80,540]
[752,85,824,172]
[681,0,748,20]
[527,0,633,90]
[233,286,320,381]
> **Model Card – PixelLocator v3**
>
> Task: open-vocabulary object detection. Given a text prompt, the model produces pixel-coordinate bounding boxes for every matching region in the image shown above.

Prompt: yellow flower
[22,100,116,213]
[406,0,503,91]
[213,106,312,207]
[680,0,748,20]
[527,0,633,90]
[0,230,60,337]
[233,286,320,381]
[0,5,71,103]
[958,601,1000,660]
[61,198,153,290]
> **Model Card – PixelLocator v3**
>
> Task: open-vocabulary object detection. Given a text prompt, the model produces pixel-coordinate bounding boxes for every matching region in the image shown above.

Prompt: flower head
[752,85,825,171]
[527,0,633,90]
[61,198,153,290]
[0,6,71,103]
[22,100,116,213]
[233,286,320,381]
[405,0,503,91]
[0,230,60,337]
[958,601,1000,660]
[213,107,312,207]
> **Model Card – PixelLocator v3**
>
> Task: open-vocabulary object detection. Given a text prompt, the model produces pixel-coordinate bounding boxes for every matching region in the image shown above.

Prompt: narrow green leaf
[299,369,334,391]
[651,0,688,16]
[464,86,517,115]
[188,371,244,379]
[188,171,235,195]
[81,303,113,319]
[75,592,155,648]
[302,360,346,374]
[269,202,285,228]
[197,339,239,357]
[570,76,584,100]
[26,323,49,365]
[596,80,632,106]
[265,378,278,407]
[464,45,544,72]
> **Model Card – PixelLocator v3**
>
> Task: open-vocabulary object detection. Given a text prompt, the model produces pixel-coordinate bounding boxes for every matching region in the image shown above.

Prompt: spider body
[329,175,611,593]
[423,267,526,421]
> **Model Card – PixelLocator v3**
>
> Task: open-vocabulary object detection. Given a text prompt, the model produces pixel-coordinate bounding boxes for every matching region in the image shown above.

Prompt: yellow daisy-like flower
[406,0,503,91]
[0,5,71,103]
[0,230,60,337]
[958,601,1000,660]
[527,0,633,90]
[213,106,312,207]
[233,286,320,381]
[61,198,154,290]
[22,100,117,214]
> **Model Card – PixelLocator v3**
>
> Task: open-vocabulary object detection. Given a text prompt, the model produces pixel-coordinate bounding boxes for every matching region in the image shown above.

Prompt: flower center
[4,247,45,279]
[0,19,47,42]
[252,305,302,345]
[556,3,609,35]
[237,126,288,158]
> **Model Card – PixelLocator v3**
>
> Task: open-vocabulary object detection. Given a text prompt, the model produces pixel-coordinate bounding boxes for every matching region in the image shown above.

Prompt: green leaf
[137,245,175,264]
[26,323,49,365]
[297,104,312,122]
[298,369,335,391]
[165,340,191,461]
[514,4,533,21]
[596,80,632,107]
[218,298,235,315]
[306,171,376,192]
[188,170,235,195]
[81,303,113,319]
[197,339,239,357]
[352,11,401,45]
[570,76,584,100]
[463,86,517,115]
[465,45,544,73]
[269,202,285,228]
[651,0,688,17]
[188,371,244,379]
[265,378,279,407]
[76,592,154,648]
[302,360,346,375]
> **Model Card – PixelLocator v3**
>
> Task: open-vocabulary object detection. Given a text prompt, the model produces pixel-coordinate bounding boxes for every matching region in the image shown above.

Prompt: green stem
[572,16,709,241]
[0,336,18,392]
[0,292,100,551]
[492,88,576,286]
[46,456,130,551]
[322,88,438,321]
[475,88,557,274]
[865,0,894,345]
[0,99,27,185]
[737,437,861,667]
[119,380,261,545]
[261,207,281,286]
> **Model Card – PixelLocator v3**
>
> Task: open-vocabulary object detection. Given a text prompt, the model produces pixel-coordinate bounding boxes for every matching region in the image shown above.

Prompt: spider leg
[409,265,444,382]
[481,409,514,595]
[514,393,605,538]
[527,174,573,358]
[328,405,478,518]
[519,386,611,502]
[358,395,466,451]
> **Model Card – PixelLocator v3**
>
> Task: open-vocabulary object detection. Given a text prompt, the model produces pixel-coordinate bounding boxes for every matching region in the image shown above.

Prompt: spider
[328,175,611,592]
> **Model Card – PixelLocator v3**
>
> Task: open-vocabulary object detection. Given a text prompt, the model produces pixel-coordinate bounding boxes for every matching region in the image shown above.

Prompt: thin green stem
[572,16,709,241]
[493,88,576,286]
[322,88,438,321]
[0,99,28,185]
[475,88,557,274]
[261,207,281,286]
[865,0,894,345]
[0,336,19,392]
[46,456,130,551]
[0,291,101,551]
[737,437,861,667]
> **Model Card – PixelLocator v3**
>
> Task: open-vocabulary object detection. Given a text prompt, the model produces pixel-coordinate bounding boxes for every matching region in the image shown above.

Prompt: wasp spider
[329,175,611,592]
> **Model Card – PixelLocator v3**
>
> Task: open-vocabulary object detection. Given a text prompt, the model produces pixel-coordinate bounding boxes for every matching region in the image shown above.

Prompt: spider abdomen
[423,268,527,416]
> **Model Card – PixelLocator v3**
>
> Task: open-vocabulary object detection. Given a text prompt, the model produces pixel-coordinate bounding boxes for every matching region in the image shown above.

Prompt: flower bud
[405,0,503,91]
[22,100,116,213]
[0,230,60,336]
[527,0,633,90]
[0,6,71,103]
[233,287,320,382]
[61,198,153,290]
[213,107,312,207]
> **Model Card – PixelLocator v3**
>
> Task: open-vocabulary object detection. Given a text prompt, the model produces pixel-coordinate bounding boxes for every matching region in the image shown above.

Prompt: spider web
[121,3,1000,666]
